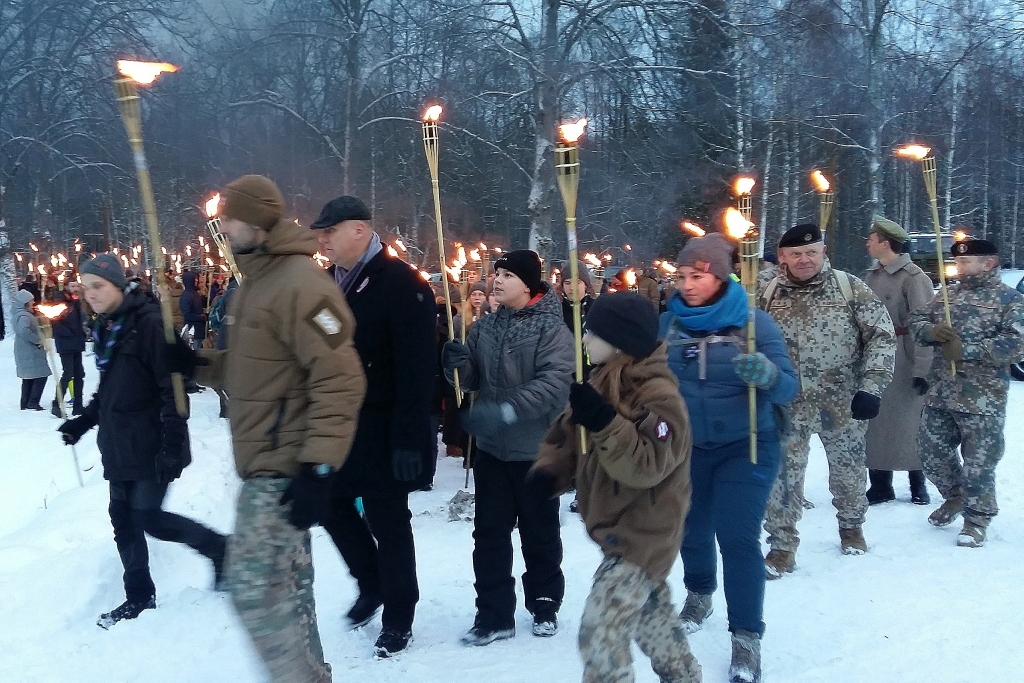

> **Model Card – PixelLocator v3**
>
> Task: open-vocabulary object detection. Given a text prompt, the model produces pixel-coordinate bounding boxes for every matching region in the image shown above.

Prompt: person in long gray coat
[13,289,51,410]
[442,249,574,647]
[864,218,935,504]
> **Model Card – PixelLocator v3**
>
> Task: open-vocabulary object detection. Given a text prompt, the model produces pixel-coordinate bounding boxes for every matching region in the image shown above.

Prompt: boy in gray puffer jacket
[442,249,574,646]
[13,289,50,410]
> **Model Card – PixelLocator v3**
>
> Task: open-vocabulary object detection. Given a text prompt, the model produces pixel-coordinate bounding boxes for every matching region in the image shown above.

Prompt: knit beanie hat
[81,253,127,289]
[562,261,592,290]
[469,281,487,295]
[221,175,285,230]
[586,291,660,359]
[494,249,543,296]
[15,289,34,306]
[676,233,734,283]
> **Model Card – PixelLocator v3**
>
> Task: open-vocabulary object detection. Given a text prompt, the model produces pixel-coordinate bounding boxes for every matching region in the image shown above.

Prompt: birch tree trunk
[943,67,963,231]
[0,228,17,333]
[759,123,775,256]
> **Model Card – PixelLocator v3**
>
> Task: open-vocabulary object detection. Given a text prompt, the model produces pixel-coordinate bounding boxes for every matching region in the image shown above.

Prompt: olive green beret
[871,216,909,244]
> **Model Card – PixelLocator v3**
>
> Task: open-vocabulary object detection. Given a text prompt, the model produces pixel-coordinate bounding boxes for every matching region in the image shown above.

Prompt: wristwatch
[312,463,332,478]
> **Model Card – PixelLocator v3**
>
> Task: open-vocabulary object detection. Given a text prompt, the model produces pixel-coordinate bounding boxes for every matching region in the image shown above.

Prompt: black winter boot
[908,470,930,505]
[97,597,156,629]
[345,594,383,630]
[866,469,895,505]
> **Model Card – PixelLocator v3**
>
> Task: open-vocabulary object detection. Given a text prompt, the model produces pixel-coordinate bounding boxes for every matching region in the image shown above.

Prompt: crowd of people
[5,172,1022,683]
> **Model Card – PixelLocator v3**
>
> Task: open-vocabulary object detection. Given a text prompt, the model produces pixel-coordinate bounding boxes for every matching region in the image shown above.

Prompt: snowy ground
[1,328,1022,683]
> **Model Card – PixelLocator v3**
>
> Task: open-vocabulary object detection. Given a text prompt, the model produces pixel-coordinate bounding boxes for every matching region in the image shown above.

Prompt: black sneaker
[97,597,156,629]
[532,610,558,637]
[373,628,412,658]
[345,594,383,630]
[460,619,515,646]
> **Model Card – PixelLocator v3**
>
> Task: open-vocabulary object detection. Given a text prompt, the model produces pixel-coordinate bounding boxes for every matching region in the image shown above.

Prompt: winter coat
[13,302,51,379]
[660,285,799,449]
[168,280,185,330]
[81,287,189,481]
[52,295,87,354]
[179,271,206,342]
[196,219,366,478]
[326,251,439,496]
[909,267,1024,417]
[534,344,693,582]
[561,294,593,380]
[758,260,895,431]
[864,254,935,470]
[209,279,238,352]
[638,274,661,311]
[447,284,575,462]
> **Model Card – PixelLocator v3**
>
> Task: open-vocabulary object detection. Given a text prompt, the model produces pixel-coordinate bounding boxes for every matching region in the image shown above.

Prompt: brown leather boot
[764,549,795,580]
[928,498,963,527]
[839,526,867,555]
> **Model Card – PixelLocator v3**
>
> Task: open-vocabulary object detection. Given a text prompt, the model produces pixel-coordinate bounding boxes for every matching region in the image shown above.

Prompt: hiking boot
[50,400,64,418]
[679,591,714,634]
[531,598,558,637]
[729,629,762,683]
[97,597,156,629]
[866,469,896,505]
[840,526,867,555]
[956,520,986,548]
[909,471,931,505]
[345,594,383,630]
[373,628,412,658]
[460,618,515,647]
[764,549,795,580]
[928,498,963,527]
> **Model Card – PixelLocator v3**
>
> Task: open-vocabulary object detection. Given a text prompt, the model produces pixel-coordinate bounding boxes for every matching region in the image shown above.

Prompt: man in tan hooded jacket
[172,175,365,683]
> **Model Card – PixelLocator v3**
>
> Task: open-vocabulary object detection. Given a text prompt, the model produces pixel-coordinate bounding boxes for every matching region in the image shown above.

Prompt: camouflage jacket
[759,261,895,430]
[908,267,1024,416]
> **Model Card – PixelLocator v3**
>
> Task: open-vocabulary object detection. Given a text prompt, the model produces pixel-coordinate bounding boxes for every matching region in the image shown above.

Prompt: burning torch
[422,104,462,404]
[896,143,955,375]
[734,176,756,223]
[554,117,588,452]
[38,302,84,486]
[725,207,760,465]
[113,59,187,417]
[205,193,242,284]
[810,170,834,234]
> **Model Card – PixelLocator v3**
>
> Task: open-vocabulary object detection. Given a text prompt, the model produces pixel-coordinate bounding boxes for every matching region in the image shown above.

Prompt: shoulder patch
[655,419,670,441]
[305,297,347,349]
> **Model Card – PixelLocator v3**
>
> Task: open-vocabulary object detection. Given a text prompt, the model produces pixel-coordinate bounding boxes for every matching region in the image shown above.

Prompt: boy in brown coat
[531,292,701,683]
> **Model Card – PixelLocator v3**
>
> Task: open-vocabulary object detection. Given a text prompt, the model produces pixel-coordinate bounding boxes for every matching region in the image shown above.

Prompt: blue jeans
[680,439,780,636]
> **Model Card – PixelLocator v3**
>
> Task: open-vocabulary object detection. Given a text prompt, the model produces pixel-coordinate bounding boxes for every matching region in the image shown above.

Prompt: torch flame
[896,144,931,161]
[395,238,407,252]
[420,270,431,281]
[469,249,481,261]
[387,245,399,258]
[682,221,706,237]
[733,176,756,196]
[30,243,38,252]
[954,230,969,241]
[75,243,82,253]
[724,207,754,240]
[584,253,602,267]
[659,262,678,275]
[116,60,179,85]
[37,303,68,319]
[456,245,467,264]
[624,269,637,287]
[810,170,831,192]
[423,105,443,122]
[205,194,220,218]
[558,118,588,144]
[479,242,487,250]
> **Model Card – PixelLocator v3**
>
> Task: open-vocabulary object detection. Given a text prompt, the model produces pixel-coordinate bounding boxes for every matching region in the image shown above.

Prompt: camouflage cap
[871,216,910,244]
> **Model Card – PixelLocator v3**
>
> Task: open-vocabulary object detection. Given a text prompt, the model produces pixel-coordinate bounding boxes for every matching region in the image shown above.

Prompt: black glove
[163,335,209,378]
[157,423,188,483]
[569,382,616,432]
[912,377,929,396]
[442,340,471,373]
[392,449,423,482]
[280,463,333,531]
[527,467,559,500]
[460,400,517,437]
[58,415,94,445]
[850,391,881,421]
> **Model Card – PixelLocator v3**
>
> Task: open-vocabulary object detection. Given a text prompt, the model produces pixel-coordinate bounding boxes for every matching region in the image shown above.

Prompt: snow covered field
[1,328,1021,683]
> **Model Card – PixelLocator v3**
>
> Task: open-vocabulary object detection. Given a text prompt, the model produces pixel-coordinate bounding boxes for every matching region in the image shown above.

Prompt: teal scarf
[666,278,748,333]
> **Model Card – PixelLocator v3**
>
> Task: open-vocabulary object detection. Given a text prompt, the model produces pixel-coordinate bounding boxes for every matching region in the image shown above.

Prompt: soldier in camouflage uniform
[908,238,1024,547]
[759,224,895,577]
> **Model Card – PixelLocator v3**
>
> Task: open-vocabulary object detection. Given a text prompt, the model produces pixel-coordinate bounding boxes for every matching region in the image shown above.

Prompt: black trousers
[20,377,47,409]
[108,480,226,603]
[57,352,85,413]
[472,450,564,629]
[322,490,419,632]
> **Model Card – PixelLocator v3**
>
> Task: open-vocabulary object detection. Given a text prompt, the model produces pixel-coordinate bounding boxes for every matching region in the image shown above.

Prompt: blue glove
[732,352,779,389]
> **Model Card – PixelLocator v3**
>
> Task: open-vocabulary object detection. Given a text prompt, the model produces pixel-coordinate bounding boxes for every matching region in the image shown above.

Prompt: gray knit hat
[676,233,734,283]
[80,253,127,289]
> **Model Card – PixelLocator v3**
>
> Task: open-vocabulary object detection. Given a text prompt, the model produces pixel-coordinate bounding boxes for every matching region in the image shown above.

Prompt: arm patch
[305,297,347,349]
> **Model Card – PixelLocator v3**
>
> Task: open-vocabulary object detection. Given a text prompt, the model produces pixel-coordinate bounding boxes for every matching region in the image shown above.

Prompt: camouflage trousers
[226,478,331,683]
[578,556,701,683]
[764,417,869,552]
[918,407,1005,525]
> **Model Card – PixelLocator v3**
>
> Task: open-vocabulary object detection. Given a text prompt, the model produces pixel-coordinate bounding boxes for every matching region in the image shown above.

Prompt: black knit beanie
[80,253,127,289]
[494,249,542,296]
[586,291,660,359]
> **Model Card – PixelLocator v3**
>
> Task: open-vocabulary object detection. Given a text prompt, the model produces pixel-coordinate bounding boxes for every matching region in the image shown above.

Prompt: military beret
[871,216,909,244]
[310,195,372,229]
[952,238,998,256]
[778,224,822,249]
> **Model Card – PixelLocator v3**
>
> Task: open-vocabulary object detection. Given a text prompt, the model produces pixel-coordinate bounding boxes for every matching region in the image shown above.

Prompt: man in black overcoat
[311,195,438,659]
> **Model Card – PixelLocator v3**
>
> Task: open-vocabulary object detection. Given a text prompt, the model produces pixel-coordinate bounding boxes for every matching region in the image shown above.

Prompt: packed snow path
[0,335,1020,682]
